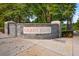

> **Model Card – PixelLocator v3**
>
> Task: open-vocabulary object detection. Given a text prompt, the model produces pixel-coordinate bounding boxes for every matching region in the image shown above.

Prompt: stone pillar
[4,21,17,37]
[51,21,61,37]
[17,23,23,36]
[4,22,9,35]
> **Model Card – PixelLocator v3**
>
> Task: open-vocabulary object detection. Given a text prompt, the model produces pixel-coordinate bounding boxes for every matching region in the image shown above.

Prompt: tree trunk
[67,19,72,31]
[47,11,51,23]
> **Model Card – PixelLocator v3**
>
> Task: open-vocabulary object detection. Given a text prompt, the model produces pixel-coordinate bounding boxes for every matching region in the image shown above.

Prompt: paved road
[73,36,79,56]
[0,33,79,56]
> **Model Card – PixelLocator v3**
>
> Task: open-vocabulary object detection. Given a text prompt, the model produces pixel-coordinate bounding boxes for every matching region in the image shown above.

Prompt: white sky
[72,3,79,23]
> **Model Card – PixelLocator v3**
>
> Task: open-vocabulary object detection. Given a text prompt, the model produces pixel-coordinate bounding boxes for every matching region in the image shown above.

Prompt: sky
[72,3,79,23]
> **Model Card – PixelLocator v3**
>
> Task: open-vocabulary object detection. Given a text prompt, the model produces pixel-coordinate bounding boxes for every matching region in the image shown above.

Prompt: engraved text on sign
[23,27,51,34]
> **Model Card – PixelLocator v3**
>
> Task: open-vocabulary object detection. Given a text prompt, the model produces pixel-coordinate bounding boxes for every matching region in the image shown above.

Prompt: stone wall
[4,21,61,39]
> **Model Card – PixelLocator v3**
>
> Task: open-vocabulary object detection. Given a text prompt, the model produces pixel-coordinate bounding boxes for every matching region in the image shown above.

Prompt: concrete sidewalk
[0,32,12,39]
[0,32,7,38]
[0,37,72,56]
[73,36,79,56]
[0,34,79,56]
[17,38,72,56]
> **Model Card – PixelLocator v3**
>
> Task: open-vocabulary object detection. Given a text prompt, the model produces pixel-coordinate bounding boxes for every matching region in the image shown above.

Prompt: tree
[0,3,32,23]
[73,19,79,30]
[31,3,76,31]
[62,4,76,31]
[0,3,76,32]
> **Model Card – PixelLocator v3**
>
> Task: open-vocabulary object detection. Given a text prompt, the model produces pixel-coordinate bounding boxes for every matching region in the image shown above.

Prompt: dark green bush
[62,30,73,38]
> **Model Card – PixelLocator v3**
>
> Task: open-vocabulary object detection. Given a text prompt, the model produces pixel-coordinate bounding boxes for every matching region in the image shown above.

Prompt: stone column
[17,23,23,36]
[4,21,17,37]
[51,21,61,37]
[4,22,9,35]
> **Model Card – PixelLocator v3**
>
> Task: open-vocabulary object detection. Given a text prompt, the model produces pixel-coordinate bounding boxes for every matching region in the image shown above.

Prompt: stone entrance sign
[23,27,51,34]
[5,21,61,39]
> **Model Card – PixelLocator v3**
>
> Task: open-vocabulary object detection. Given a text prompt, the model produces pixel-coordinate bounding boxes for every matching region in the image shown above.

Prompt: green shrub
[62,30,73,38]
